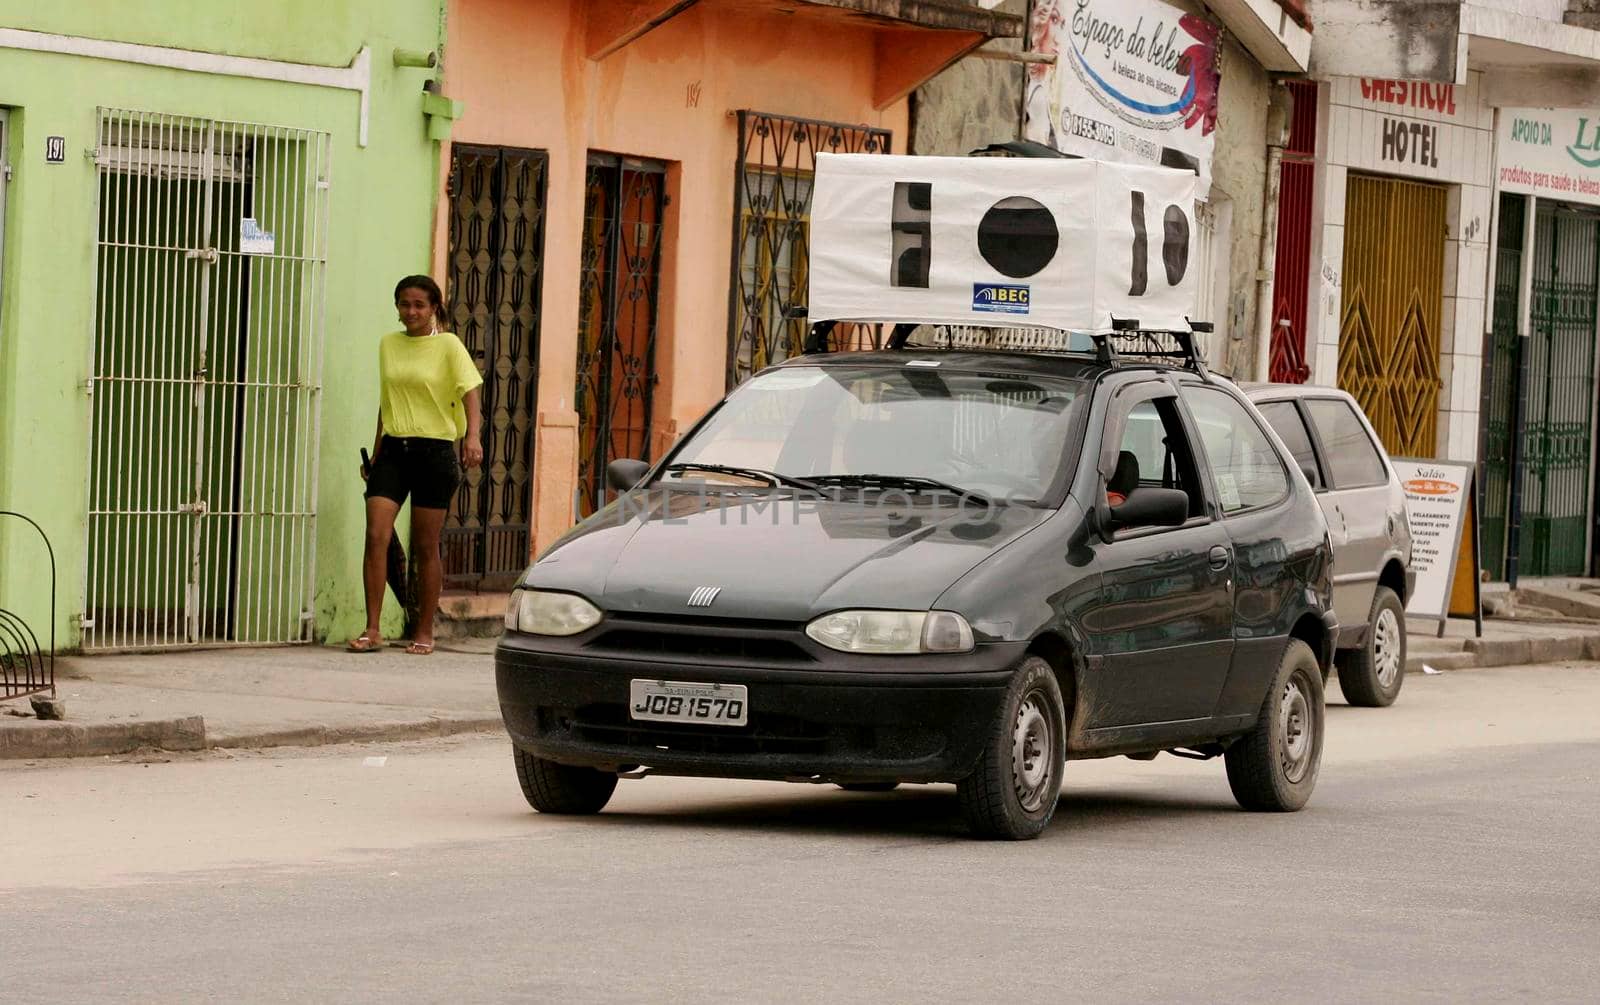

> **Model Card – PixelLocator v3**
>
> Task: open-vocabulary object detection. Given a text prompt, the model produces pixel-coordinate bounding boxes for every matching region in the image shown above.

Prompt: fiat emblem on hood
[688,586,722,608]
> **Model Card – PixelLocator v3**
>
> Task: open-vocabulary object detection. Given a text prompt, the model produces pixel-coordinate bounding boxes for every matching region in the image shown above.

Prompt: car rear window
[1305,398,1388,489]
[1257,401,1324,490]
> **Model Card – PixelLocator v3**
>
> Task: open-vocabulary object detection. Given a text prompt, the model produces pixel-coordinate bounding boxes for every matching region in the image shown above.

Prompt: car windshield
[661,364,1086,504]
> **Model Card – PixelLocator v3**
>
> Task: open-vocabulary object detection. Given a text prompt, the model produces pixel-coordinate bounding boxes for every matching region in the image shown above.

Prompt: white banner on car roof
[807,153,1199,332]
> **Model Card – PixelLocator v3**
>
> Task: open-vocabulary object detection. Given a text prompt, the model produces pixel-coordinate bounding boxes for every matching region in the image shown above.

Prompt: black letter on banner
[1129,191,1148,296]
[1163,205,1190,286]
[891,182,932,288]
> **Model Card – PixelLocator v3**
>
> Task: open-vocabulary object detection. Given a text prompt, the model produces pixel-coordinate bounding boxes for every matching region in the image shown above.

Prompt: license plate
[629,680,748,727]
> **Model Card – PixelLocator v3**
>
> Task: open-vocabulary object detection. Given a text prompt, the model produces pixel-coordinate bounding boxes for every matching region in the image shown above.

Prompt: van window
[1305,398,1388,489]
[1182,387,1290,513]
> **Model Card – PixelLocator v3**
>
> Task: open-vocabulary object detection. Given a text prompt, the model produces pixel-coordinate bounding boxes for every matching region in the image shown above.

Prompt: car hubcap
[1011,691,1055,813]
[1277,677,1313,784]
[1373,608,1402,689]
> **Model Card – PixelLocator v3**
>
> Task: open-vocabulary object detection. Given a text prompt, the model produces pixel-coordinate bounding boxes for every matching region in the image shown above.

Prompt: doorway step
[435,591,510,642]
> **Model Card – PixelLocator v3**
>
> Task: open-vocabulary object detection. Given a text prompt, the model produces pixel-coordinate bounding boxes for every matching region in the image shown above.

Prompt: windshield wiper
[661,463,820,492]
[807,473,996,506]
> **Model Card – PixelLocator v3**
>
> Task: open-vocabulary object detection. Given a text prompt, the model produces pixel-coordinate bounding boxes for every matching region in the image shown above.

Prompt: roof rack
[794,309,1214,380]
[1091,318,1213,379]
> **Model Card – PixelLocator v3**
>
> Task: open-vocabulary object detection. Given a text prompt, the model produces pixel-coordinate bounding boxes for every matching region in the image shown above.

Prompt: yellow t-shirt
[378,331,483,441]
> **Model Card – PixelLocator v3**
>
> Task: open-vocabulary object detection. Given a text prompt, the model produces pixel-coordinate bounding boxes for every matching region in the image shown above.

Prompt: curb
[207,715,504,751]
[0,716,206,760]
[1406,632,1600,674]
[1,713,503,760]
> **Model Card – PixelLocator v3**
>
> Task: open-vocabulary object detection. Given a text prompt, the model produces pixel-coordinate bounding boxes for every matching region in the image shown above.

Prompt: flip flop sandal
[405,641,435,656]
[347,632,383,653]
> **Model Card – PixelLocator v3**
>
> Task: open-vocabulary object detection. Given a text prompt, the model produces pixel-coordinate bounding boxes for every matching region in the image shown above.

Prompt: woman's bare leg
[361,496,402,641]
[409,505,449,646]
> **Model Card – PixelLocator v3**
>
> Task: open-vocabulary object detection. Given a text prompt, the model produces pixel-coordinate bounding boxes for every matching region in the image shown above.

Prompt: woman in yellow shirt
[348,275,483,654]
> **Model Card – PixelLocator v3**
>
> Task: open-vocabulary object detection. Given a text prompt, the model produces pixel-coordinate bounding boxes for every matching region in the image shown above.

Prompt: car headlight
[504,590,603,636]
[804,610,974,654]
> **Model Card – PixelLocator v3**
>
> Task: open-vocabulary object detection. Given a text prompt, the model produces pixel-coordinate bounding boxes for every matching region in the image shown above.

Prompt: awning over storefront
[1204,0,1312,72]
[586,0,1024,108]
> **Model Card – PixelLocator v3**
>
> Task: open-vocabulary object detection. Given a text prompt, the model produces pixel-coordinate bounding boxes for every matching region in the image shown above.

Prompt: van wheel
[1337,587,1406,707]
[957,656,1065,840]
[836,782,900,792]
[513,747,617,814]
[1225,639,1324,812]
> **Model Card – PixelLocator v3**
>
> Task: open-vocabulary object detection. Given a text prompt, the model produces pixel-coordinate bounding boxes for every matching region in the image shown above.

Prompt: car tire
[1225,639,1324,812]
[836,782,900,792]
[957,655,1065,840]
[513,746,617,814]
[1337,587,1407,708]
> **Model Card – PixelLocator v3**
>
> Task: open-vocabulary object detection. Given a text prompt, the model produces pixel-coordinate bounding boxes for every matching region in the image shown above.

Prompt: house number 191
[45,136,66,163]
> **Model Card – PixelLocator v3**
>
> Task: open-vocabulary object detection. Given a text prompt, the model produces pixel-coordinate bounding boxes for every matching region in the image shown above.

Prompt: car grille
[565,704,839,756]
[541,704,942,761]
[583,615,814,664]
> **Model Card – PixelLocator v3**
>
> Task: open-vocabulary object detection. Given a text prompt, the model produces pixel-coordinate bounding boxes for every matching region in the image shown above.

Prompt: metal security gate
[576,155,665,516]
[1522,204,1600,577]
[443,145,546,588]
[83,109,330,650]
[1338,175,1447,457]
[1480,193,1525,580]
[726,111,891,387]
[1269,80,1317,383]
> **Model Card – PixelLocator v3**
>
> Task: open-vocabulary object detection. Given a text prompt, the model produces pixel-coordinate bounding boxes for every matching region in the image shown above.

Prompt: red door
[1270,80,1318,383]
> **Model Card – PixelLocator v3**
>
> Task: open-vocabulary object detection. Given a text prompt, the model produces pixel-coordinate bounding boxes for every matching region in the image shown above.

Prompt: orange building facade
[431,0,1019,586]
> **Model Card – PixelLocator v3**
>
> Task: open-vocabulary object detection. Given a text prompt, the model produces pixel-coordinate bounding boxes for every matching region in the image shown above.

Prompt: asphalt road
[4,665,1599,1003]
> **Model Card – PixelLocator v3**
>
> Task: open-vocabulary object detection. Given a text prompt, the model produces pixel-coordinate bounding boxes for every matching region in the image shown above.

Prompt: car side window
[1258,401,1324,490]
[1107,395,1207,519]
[1305,398,1388,489]
[1182,386,1290,514]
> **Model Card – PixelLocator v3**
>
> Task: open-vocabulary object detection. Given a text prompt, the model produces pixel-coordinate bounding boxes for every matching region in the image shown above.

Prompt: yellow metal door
[1338,175,1448,457]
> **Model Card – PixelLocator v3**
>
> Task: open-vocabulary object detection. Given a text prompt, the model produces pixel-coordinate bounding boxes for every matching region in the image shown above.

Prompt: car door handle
[1208,546,1231,570]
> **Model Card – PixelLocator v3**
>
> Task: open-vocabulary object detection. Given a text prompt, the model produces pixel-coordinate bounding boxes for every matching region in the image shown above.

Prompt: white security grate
[83,108,331,650]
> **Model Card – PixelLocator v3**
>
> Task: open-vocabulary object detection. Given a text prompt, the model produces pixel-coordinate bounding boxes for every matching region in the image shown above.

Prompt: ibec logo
[972,283,1031,315]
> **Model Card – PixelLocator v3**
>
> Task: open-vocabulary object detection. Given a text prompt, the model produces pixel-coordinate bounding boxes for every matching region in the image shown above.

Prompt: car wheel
[957,655,1065,840]
[1225,639,1324,812]
[513,746,617,814]
[1337,587,1407,707]
[836,782,900,792]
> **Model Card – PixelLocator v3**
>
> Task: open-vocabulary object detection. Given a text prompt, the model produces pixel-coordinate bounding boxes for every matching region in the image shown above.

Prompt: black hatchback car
[497,332,1337,838]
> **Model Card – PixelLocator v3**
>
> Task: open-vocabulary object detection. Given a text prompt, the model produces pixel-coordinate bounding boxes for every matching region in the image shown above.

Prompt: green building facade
[0,1,448,651]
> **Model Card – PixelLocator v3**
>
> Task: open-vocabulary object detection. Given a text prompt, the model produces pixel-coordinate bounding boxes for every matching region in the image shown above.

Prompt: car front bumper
[495,628,1028,784]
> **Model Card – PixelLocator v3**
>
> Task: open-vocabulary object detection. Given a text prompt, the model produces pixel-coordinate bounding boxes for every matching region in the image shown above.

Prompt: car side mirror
[606,458,650,492]
[1299,462,1319,489]
[1109,488,1189,531]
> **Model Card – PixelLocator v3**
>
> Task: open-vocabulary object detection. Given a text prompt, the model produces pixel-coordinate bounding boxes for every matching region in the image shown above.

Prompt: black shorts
[365,436,462,510]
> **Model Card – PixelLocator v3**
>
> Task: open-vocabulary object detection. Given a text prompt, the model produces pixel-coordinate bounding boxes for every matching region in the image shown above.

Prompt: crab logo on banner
[1024,0,1221,197]
[807,153,1198,331]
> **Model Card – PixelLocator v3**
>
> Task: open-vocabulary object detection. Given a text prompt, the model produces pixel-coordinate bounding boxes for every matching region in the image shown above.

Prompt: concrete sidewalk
[1,639,501,760]
[7,612,1600,760]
